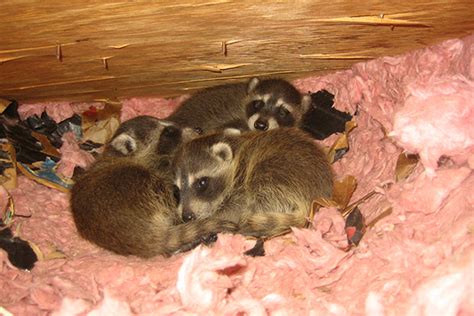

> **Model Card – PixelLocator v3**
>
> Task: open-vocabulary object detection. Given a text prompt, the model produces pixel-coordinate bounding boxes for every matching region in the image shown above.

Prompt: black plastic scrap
[26,112,82,149]
[345,207,365,246]
[1,102,58,164]
[301,90,353,140]
[0,101,82,164]
[0,225,38,270]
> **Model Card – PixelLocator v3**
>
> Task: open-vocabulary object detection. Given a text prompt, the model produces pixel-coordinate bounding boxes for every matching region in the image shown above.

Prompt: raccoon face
[245,78,311,131]
[174,137,235,222]
[106,116,199,158]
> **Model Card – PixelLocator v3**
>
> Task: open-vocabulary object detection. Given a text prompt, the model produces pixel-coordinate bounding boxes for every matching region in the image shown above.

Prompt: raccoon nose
[254,119,269,131]
[182,209,196,222]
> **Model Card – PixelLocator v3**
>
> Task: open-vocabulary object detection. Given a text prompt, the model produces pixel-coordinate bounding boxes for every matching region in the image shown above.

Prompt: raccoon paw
[244,238,266,257]
[201,233,218,245]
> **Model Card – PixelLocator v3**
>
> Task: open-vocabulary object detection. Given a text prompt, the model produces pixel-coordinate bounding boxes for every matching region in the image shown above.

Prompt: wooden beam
[0,1,473,102]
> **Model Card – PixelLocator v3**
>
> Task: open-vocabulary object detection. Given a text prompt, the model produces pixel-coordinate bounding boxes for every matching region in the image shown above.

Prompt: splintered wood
[0,1,473,102]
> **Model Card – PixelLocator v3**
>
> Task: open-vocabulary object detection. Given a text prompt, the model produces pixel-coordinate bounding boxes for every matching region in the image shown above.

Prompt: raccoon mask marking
[175,137,236,222]
[70,116,231,258]
[167,77,311,134]
[245,78,311,131]
[173,128,334,240]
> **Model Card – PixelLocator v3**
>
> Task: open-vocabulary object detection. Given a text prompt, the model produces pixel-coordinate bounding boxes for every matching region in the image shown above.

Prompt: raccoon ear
[247,77,260,94]
[109,133,137,155]
[210,142,233,162]
[301,94,312,112]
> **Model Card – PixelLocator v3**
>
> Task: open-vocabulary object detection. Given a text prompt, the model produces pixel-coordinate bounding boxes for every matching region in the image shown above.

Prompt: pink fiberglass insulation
[1,35,473,315]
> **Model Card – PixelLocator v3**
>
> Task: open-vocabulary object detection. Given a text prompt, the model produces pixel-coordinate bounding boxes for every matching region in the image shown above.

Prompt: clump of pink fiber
[1,35,473,315]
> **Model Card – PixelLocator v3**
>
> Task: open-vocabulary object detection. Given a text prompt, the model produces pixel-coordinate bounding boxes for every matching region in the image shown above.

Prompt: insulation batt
[1,35,473,315]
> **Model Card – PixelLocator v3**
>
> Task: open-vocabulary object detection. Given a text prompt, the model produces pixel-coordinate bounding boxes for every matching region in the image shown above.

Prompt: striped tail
[162,217,239,256]
[238,211,310,238]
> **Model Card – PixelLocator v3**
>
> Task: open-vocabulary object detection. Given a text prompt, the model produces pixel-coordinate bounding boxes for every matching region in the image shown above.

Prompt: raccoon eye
[193,127,204,135]
[251,100,264,111]
[162,126,180,138]
[195,177,209,192]
[278,107,290,118]
[172,185,180,203]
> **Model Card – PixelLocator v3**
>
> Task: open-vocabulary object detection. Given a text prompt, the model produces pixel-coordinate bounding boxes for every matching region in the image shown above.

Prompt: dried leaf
[311,198,339,217]
[44,250,66,260]
[82,103,122,144]
[327,134,348,163]
[332,175,357,209]
[395,153,419,182]
[345,120,357,133]
[27,240,66,261]
[0,99,12,113]
[312,197,340,208]
[327,120,357,163]
[0,141,17,189]
[82,103,121,122]
[31,131,61,158]
[0,186,15,225]
[309,197,340,223]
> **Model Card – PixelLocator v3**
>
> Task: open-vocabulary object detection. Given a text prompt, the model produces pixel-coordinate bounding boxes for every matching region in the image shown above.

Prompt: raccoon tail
[161,218,239,256]
[238,212,310,238]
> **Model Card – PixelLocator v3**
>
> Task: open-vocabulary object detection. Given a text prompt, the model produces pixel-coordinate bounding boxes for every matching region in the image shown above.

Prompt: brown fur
[167,78,311,133]
[70,116,237,258]
[173,127,333,238]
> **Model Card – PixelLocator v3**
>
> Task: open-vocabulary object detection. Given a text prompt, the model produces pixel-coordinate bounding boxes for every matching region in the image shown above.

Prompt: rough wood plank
[0,0,473,102]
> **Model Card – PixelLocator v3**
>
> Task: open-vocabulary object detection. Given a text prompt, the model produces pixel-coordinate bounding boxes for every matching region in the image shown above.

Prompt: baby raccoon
[167,78,311,133]
[173,127,333,239]
[70,116,237,258]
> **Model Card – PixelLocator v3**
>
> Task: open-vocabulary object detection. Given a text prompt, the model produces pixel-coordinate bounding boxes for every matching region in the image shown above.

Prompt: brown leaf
[310,197,340,220]
[395,153,419,182]
[327,134,348,163]
[44,250,67,260]
[82,103,122,144]
[26,241,66,261]
[0,185,15,225]
[312,197,340,208]
[327,120,357,163]
[332,175,357,209]
[0,142,17,189]
[31,131,61,158]
[345,120,357,133]
[0,99,12,113]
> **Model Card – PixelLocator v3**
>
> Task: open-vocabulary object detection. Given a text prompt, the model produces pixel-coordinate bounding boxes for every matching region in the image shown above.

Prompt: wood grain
[0,1,473,102]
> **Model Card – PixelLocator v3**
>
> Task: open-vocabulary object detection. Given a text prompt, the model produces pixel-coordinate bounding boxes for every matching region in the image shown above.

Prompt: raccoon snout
[182,209,197,222]
[254,118,269,131]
